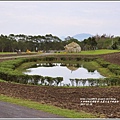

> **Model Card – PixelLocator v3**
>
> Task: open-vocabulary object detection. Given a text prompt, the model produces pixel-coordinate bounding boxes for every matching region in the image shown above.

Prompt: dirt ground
[0,52,120,118]
[102,52,120,65]
[0,82,120,118]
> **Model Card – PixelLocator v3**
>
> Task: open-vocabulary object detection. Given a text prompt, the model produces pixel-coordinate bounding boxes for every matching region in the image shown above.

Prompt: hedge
[0,56,120,87]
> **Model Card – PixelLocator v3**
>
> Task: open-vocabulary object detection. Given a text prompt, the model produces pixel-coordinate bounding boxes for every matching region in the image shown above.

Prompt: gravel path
[0,101,64,118]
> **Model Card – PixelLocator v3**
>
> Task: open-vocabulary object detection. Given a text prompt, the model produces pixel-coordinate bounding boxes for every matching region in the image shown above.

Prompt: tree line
[0,33,120,52]
[0,34,64,52]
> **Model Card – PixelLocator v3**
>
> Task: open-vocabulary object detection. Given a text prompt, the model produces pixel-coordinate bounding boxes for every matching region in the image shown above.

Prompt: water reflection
[24,63,105,86]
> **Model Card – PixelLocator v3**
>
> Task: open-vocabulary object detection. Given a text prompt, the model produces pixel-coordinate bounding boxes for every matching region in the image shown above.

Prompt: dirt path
[0,53,54,62]
[0,101,63,118]
[1,52,120,65]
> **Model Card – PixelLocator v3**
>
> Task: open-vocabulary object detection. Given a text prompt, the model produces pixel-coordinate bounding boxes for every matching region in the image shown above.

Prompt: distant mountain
[72,33,93,41]
[60,36,66,40]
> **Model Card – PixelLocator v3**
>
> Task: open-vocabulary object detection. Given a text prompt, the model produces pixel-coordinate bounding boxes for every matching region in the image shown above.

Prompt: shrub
[95,58,110,67]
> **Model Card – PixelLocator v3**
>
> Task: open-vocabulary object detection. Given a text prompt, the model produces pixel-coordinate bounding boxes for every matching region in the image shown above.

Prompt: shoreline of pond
[24,63,105,87]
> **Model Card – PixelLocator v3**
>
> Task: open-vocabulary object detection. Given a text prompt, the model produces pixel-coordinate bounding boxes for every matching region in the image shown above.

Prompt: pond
[24,63,105,86]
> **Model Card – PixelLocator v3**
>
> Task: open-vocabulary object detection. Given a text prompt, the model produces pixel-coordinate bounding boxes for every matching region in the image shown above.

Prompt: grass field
[0,52,37,55]
[59,49,120,55]
[0,49,120,55]
[79,49,120,55]
[0,52,16,54]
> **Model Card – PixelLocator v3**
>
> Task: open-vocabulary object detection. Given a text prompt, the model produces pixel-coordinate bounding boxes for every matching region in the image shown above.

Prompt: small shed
[64,42,81,53]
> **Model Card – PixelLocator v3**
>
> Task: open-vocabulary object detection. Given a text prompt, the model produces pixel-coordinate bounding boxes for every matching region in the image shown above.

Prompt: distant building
[64,42,81,53]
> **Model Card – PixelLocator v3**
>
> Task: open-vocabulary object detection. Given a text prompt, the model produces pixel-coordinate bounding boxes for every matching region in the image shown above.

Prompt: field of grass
[0,79,5,82]
[80,49,120,55]
[0,49,120,55]
[0,94,97,118]
[0,52,38,55]
[0,52,17,54]
[59,49,120,55]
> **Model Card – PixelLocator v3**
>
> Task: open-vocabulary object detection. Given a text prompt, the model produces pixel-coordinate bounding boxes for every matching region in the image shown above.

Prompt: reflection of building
[64,42,81,53]
[66,66,79,73]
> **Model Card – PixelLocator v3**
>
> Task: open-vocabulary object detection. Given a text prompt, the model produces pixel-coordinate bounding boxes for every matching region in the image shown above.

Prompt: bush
[95,58,110,67]
[95,58,120,76]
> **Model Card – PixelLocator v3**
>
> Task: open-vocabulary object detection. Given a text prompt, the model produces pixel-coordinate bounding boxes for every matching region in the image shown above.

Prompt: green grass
[16,62,37,72]
[0,94,97,118]
[16,60,115,78]
[0,79,6,82]
[58,49,120,55]
[79,61,115,77]
[0,52,38,55]
[80,49,120,55]
[0,52,17,54]
[0,49,120,55]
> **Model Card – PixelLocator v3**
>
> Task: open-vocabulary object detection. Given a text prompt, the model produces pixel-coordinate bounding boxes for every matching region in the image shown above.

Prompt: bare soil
[0,82,120,118]
[102,52,120,65]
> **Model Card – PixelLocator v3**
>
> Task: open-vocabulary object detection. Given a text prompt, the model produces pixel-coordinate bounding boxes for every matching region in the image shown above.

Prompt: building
[64,42,81,53]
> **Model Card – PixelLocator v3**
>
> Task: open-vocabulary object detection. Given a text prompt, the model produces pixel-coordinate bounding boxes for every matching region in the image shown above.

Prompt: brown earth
[102,52,120,65]
[0,82,120,118]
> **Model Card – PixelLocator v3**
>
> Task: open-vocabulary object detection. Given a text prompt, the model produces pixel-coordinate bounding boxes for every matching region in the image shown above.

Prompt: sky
[0,1,120,38]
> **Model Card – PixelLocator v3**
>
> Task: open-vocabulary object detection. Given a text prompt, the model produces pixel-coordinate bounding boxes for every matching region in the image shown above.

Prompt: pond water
[24,63,105,86]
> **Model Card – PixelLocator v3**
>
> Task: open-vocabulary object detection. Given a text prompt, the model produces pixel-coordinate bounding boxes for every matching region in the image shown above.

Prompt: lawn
[58,49,120,55]
[0,49,120,55]
[0,52,16,54]
[79,49,120,55]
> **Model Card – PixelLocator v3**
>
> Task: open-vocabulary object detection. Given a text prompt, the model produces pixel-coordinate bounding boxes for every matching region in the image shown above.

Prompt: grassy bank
[82,61,115,77]
[16,62,37,72]
[16,60,115,78]
[0,94,97,118]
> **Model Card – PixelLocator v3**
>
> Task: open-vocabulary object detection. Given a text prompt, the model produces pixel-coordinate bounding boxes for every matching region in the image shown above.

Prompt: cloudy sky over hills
[0,1,120,37]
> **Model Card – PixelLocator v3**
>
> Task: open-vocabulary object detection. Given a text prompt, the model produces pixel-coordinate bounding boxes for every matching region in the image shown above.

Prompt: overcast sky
[0,1,120,37]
